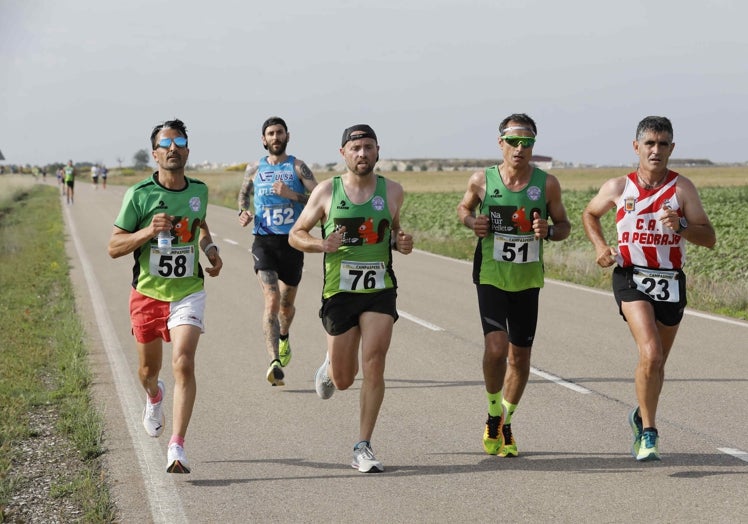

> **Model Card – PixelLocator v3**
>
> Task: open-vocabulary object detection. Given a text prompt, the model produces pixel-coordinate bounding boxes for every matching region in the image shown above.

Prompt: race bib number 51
[149,245,195,278]
[492,233,540,264]
[339,261,386,291]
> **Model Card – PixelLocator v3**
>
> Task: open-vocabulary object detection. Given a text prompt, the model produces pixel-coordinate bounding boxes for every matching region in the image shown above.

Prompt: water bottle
[157,230,173,255]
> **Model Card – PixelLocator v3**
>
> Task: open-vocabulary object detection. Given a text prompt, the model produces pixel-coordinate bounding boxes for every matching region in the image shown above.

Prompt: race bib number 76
[339,261,386,291]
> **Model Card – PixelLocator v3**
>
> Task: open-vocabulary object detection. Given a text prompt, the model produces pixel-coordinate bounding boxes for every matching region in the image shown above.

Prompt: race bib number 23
[632,267,680,303]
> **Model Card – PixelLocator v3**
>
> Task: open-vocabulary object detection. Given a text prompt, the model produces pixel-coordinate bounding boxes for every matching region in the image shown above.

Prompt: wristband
[203,242,219,255]
[545,225,555,241]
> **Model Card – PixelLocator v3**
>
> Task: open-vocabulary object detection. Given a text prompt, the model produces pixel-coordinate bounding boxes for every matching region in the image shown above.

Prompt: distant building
[530,155,553,170]
[669,158,713,167]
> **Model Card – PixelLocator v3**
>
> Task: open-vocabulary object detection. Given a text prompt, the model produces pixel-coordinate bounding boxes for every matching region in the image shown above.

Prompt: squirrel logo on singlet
[511,207,533,233]
[172,216,201,243]
[358,218,379,244]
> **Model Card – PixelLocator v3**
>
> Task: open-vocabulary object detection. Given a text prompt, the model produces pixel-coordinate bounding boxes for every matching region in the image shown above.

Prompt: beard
[349,160,375,177]
[267,140,288,156]
[162,153,187,171]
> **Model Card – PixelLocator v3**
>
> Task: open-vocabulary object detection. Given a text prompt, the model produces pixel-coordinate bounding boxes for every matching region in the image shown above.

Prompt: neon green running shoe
[278,336,292,367]
[498,424,518,457]
[636,429,660,462]
[628,407,643,458]
[482,413,503,455]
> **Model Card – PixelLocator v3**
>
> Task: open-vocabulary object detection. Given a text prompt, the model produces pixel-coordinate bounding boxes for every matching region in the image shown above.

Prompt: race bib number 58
[149,245,195,278]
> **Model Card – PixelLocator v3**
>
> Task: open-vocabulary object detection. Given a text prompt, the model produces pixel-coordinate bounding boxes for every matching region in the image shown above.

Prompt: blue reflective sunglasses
[156,136,188,149]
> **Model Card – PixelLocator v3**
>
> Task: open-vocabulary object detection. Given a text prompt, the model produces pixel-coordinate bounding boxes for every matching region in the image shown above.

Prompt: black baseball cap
[262,116,287,135]
[341,124,377,147]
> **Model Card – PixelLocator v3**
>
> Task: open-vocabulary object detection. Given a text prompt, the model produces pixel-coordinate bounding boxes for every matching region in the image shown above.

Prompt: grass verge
[0,180,115,522]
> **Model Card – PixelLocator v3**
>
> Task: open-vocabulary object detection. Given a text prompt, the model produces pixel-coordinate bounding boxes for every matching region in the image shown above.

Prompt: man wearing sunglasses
[457,113,571,458]
[238,117,318,386]
[582,116,716,461]
[108,118,223,474]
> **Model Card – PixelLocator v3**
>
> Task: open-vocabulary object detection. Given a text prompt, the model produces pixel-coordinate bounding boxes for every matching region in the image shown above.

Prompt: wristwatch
[545,225,555,240]
[676,217,688,233]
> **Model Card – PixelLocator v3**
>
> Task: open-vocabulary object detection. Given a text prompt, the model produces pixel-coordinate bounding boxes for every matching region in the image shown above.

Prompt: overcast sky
[2,0,747,169]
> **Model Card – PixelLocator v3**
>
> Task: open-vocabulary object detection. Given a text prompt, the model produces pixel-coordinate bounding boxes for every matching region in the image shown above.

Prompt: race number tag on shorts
[149,245,195,279]
[632,267,680,303]
[492,233,540,264]
[339,261,386,291]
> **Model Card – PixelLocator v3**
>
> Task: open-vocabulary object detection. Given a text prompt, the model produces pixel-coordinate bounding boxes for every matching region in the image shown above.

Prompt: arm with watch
[661,179,715,248]
[670,208,715,247]
[198,221,223,277]
[541,173,571,242]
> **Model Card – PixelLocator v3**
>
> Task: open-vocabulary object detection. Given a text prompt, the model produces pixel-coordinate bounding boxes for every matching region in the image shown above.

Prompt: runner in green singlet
[108,119,223,474]
[289,124,413,473]
[457,113,571,458]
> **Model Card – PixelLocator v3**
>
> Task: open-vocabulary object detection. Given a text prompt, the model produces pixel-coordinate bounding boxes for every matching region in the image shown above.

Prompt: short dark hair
[499,113,537,136]
[636,116,673,141]
[262,116,288,135]
[150,119,188,150]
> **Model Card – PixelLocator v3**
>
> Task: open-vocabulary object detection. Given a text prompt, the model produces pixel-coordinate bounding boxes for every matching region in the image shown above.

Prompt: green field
[109,165,748,319]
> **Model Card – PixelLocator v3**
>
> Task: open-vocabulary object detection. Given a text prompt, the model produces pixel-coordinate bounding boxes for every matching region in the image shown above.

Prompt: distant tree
[391,164,398,172]
[405,164,414,172]
[133,149,150,170]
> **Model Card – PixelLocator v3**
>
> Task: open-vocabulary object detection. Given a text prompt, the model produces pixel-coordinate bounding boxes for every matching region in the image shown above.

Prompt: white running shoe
[314,355,335,399]
[351,441,384,473]
[166,443,191,474]
[142,379,165,438]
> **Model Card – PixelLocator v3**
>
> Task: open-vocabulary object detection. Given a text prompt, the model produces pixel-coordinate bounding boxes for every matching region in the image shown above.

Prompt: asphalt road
[62,181,748,523]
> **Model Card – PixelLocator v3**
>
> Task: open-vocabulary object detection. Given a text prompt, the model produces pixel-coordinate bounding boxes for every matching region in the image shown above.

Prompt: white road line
[222,238,239,245]
[64,206,187,524]
[530,367,591,394]
[717,447,748,462]
[398,310,444,331]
